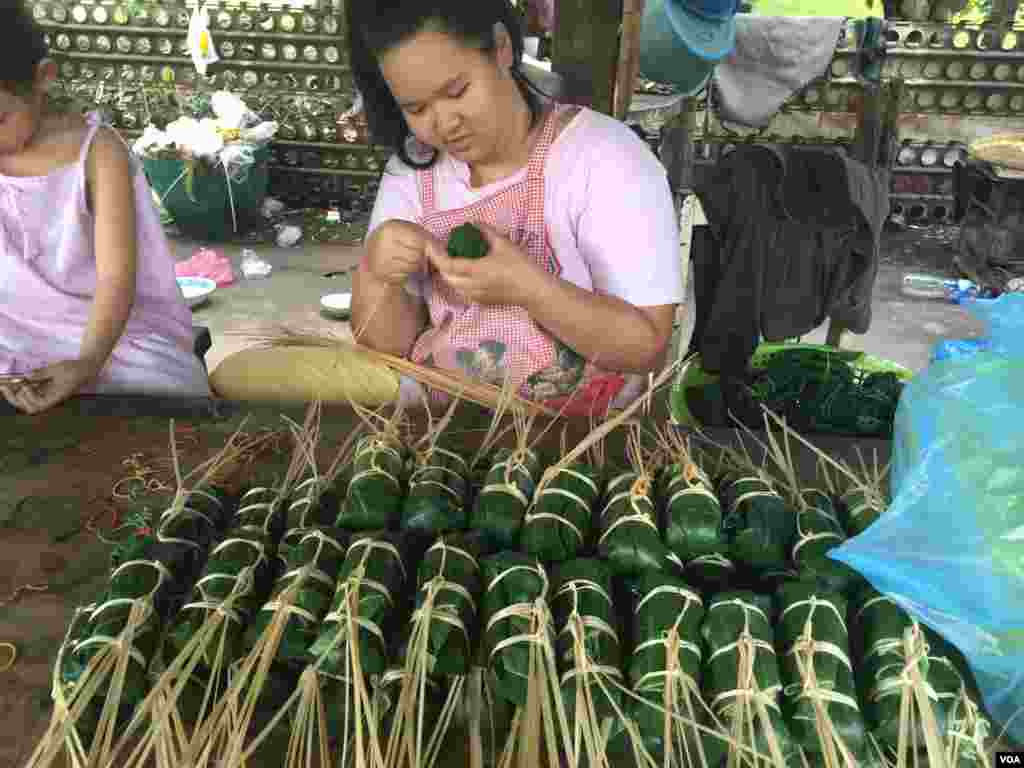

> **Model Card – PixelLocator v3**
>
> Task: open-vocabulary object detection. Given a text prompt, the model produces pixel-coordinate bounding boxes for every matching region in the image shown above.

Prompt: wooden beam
[552,0,623,115]
[613,0,646,120]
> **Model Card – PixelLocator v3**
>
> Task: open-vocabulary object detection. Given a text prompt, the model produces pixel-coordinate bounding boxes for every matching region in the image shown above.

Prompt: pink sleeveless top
[0,112,210,397]
[409,106,627,415]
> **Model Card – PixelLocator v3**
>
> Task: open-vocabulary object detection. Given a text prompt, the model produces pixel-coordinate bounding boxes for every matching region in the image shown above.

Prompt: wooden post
[613,0,646,120]
[552,0,623,115]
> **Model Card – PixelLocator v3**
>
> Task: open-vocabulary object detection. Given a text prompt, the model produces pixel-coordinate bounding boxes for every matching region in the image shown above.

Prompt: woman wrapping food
[212,0,681,413]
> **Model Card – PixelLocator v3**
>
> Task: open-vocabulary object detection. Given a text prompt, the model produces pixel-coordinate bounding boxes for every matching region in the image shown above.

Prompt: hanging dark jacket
[688,144,889,377]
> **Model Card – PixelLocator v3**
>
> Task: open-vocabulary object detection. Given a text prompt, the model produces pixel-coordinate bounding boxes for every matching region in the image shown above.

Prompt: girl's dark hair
[346,0,547,170]
[1,4,48,99]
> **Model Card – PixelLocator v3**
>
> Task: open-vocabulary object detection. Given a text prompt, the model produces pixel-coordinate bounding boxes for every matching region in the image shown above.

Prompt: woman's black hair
[1,4,49,99]
[346,0,547,170]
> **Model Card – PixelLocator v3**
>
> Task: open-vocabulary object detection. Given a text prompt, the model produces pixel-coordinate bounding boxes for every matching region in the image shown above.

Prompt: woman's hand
[0,359,100,415]
[364,220,436,286]
[426,223,547,307]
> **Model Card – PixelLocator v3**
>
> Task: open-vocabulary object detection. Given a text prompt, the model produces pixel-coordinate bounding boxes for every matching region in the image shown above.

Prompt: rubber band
[0,643,16,672]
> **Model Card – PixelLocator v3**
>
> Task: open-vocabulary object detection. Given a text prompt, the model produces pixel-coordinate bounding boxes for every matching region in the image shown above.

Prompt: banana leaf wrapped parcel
[288,473,343,530]
[338,434,408,530]
[852,587,955,750]
[471,447,543,549]
[659,460,727,564]
[402,442,470,536]
[838,486,883,537]
[791,490,863,593]
[717,472,795,572]
[522,461,603,564]
[309,531,416,678]
[599,470,672,576]
[776,582,867,760]
[551,558,624,736]
[412,531,490,677]
[242,526,350,663]
[701,591,797,767]
[163,528,275,669]
[481,551,550,706]
[626,570,708,763]
[57,561,169,745]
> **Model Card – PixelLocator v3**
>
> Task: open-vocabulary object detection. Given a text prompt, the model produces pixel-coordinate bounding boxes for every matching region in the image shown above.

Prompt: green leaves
[447,223,489,260]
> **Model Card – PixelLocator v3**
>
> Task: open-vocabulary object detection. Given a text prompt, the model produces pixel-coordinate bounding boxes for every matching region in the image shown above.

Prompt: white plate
[177,277,217,309]
[320,292,352,320]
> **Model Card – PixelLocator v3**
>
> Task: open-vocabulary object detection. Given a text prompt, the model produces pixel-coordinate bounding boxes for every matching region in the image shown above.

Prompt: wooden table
[0,395,890,767]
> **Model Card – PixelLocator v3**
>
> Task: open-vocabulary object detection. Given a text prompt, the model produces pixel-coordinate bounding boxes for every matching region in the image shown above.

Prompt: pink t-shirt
[367,107,683,311]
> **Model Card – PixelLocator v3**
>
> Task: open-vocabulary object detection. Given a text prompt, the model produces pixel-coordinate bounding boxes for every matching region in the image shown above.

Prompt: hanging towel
[713,15,844,128]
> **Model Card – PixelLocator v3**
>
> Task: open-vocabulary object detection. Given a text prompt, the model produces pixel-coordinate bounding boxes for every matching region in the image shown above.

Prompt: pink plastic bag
[175,248,236,287]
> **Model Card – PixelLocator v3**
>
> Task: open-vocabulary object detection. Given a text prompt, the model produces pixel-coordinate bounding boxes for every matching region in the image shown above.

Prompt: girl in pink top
[348,0,682,415]
[0,6,210,414]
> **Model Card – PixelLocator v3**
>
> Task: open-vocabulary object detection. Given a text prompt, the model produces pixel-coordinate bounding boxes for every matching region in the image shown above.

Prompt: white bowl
[320,292,352,320]
[177,277,217,309]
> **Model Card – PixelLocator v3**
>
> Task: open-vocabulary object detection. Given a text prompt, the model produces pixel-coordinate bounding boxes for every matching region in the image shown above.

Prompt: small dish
[320,292,352,320]
[177,277,218,309]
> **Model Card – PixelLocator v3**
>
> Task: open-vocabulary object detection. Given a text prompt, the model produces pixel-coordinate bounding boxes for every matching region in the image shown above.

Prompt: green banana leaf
[448,222,489,259]
[701,591,797,767]
[309,531,412,678]
[551,558,623,727]
[338,435,407,530]
[598,471,672,576]
[482,551,550,706]
[402,443,469,536]
[470,447,542,549]
[659,461,726,562]
[776,582,867,758]
[521,462,602,564]
[242,526,350,664]
[717,473,796,572]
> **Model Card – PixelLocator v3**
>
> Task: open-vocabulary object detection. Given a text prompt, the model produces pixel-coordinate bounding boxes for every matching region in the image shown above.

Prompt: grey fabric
[688,145,889,376]
[713,15,844,128]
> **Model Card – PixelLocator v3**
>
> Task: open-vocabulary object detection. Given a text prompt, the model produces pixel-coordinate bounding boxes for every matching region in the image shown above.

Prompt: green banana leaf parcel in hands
[447,222,489,259]
[522,461,603,564]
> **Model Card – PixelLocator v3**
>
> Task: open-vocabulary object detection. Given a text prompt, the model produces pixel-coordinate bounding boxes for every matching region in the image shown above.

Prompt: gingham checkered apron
[410,108,563,388]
